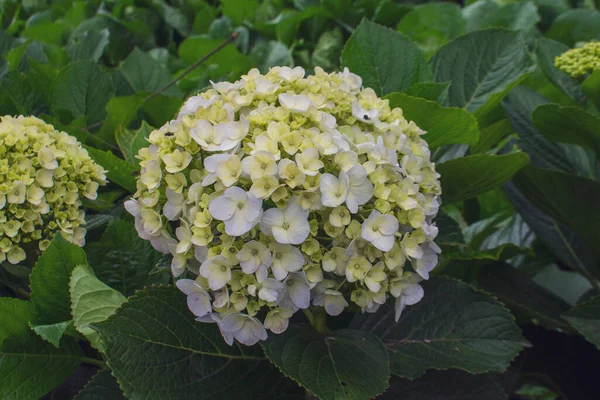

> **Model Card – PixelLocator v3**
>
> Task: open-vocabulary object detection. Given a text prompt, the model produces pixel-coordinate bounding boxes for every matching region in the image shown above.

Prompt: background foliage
[1,0,600,399]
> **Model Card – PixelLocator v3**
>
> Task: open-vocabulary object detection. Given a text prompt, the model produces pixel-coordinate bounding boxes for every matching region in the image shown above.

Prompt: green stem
[80,356,106,368]
[311,307,331,334]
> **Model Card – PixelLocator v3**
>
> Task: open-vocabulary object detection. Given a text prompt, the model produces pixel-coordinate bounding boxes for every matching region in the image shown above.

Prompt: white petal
[403,284,424,305]
[290,282,310,309]
[371,234,394,252]
[260,207,283,235]
[220,313,245,333]
[209,196,237,221]
[394,296,407,322]
[225,210,254,236]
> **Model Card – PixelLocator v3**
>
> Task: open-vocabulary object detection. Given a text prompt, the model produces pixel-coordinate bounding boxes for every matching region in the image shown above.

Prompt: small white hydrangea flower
[128,66,441,346]
[0,116,106,264]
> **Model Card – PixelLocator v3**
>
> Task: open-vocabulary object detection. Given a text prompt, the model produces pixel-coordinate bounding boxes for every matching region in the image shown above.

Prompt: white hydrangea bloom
[128,66,441,346]
[0,116,106,264]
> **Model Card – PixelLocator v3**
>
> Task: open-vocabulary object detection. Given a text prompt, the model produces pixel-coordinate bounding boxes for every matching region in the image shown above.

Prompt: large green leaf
[502,86,576,173]
[535,38,585,104]
[100,94,145,142]
[341,19,432,96]
[66,29,110,62]
[471,119,513,154]
[30,234,88,327]
[532,104,600,155]
[74,369,126,400]
[386,92,478,148]
[30,321,73,348]
[94,286,289,400]
[562,296,600,349]
[463,0,540,33]
[263,327,390,400]
[582,70,600,110]
[382,370,507,400]
[477,263,572,331]
[116,120,153,164]
[85,218,167,297]
[512,166,600,252]
[397,3,466,58]
[51,60,114,125]
[69,264,127,351]
[504,182,600,281]
[86,147,138,193]
[120,48,181,96]
[546,9,600,47]
[405,81,451,104]
[431,29,533,118]
[352,277,527,379]
[437,153,529,203]
[0,298,83,400]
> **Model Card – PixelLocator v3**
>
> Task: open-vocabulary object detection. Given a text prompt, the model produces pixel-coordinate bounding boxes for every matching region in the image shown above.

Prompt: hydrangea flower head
[0,116,107,264]
[128,66,442,345]
[555,41,600,78]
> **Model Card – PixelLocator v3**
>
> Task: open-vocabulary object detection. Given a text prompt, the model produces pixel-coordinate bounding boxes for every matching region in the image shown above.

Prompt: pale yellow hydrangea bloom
[127,66,441,346]
[0,116,107,264]
[555,41,600,78]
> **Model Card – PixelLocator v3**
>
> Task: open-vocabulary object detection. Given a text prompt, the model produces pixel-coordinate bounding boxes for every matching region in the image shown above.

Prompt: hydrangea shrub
[0,116,107,264]
[126,66,441,345]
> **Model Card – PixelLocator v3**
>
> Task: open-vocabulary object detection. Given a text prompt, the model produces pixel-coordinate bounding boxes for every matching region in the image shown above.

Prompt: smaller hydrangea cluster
[0,116,107,264]
[127,66,441,346]
[555,41,600,78]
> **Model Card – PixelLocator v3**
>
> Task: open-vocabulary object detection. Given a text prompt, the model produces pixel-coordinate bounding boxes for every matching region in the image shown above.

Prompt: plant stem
[80,356,106,368]
[311,307,331,334]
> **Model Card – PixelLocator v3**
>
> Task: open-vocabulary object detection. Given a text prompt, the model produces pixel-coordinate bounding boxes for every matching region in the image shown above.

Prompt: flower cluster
[127,66,441,345]
[555,41,600,78]
[0,116,107,264]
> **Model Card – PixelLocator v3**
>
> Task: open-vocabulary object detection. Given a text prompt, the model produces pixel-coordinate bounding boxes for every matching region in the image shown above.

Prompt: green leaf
[100,95,145,142]
[74,369,126,400]
[263,326,390,400]
[397,3,466,58]
[94,286,288,399]
[383,370,507,400]
[437,153,529,203]
[431,29,533,118]
[221,0,259,25]
[30,321,73,348]
[0,298,83,400]
[86,147,138,193]
[51,60,114,125]
[582,70,600,111]
[463,0,540,33]
[120,48,181,97]
[70,264,127,351]
[477,263,572,331]
[386,92,478,148]
[30,233,88,327]
[546,9,600,47]
[66,28,110,62]
[562,296,600,349]
[85,218,169,297]
[532,104,600,155]
[512,165,600,252]
[405,81,451,104]
[504,182,600,282]
[352,277,527,379]
[471,119,513,154]
[341,19,432,96]
[535,38,585,104]
[116,120,153,164]
[312,28,343,72]
[502,86,577,174]
[249,41,293,73]
[140,94,181,128]
[178,36,253,82]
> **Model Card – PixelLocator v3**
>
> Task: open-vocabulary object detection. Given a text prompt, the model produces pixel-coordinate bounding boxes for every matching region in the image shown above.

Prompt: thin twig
[144,32,238,103]
[82,32,238,133]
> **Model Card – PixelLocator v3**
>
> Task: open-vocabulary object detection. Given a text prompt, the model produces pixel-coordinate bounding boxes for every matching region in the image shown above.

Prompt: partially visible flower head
[0,116,107,264]
[555,41,600,78]
[128,66,441,345]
